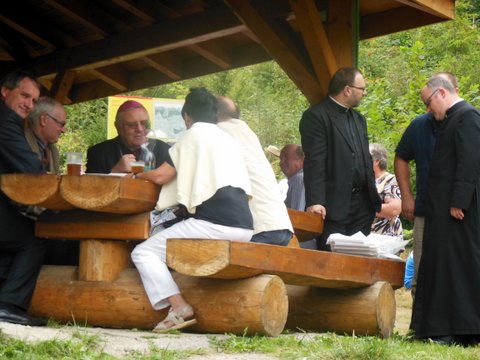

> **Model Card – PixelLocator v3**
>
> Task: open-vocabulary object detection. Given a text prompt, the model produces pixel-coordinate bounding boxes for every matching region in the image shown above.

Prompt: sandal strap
[155,305,194,330]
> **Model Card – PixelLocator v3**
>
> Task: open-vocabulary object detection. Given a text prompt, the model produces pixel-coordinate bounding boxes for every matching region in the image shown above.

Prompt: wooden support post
[286,281,396,337]
[78,240,132,281]
[29,266,288,336]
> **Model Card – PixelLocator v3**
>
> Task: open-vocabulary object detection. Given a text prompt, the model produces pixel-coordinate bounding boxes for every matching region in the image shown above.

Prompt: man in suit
[0,70,47,326]
[299,67,381,251]
[86,100,170,174]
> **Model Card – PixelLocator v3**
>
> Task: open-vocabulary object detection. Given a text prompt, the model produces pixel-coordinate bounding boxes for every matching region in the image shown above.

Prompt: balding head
[217,96,240,121]
[280,144,304,178]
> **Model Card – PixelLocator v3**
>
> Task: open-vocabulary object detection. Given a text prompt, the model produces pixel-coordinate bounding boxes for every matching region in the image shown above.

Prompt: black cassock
[412,101,480,338]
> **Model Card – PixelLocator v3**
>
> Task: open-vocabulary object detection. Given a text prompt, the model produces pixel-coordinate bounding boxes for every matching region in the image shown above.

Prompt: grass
[3,324,480,360]
[1,277,478,360]
[210,332,480,360]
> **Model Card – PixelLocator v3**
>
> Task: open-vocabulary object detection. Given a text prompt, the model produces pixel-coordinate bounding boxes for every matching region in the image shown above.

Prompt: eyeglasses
[45,113,66,128]
[348,84,366,92]
[424,89,439,107]
[124,120,150,129]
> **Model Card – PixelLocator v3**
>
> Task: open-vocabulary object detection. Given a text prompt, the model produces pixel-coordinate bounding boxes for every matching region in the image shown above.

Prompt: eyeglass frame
[44,113,66,128]
[123,120,150,129]
[348,84,366,92]
[424,88,440,107]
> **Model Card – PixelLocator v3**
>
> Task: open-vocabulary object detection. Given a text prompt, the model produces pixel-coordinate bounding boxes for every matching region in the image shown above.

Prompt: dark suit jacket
[0,100,44,241]
[85,136,170,173]
[299,96,381,221]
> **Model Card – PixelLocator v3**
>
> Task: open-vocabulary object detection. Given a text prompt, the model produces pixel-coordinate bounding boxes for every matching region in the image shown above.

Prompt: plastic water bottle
[140,136,156,171]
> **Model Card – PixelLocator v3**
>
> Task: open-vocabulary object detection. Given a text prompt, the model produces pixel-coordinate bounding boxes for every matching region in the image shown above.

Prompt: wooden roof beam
[0,14,55,49]
[289,0,337,91]
[50,69,76,104]
[112,0,156,25]
[141,54,182,81]
[327,0,356,68]
[89,66,128,92]
[360,5,449,40]
[71,42,270,103]
[189,41,231,70]
[28,6,245,78]
[44,0,108,38]
[224,0,323,104]
[393,0,455,19]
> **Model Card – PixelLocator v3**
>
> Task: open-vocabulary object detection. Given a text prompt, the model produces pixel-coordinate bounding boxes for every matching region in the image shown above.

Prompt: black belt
[351,186,366,193]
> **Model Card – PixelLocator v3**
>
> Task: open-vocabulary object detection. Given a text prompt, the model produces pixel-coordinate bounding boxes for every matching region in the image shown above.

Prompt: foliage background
[59,0,480,203]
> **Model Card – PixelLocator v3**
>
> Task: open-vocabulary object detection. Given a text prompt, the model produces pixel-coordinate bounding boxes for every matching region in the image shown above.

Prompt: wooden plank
[286,281,396,337]
[0,174,74,210]
[35,210,150,240]
[287,208,323,242]
[29,266,288,336]
[59,175,160,214]
[166,239,405,289]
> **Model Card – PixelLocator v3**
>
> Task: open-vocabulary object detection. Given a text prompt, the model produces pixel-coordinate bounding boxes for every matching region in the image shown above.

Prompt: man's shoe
[0,307,47,326]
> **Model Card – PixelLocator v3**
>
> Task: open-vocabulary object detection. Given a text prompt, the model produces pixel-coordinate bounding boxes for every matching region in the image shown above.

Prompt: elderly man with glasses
[25,96,66,174]
[86,100,170,174]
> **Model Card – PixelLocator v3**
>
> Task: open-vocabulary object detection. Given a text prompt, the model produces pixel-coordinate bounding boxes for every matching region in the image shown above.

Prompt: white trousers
[131,218,253,310]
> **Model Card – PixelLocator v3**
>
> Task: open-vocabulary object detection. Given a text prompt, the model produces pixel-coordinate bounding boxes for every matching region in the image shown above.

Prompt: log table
[0,174,404,337]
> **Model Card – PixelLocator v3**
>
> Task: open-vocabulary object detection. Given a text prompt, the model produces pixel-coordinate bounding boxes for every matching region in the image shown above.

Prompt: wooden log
[59,175,160,214]
[35,210,150,240]
[0,174,74,210]
[29,266,288,336]
[287,208,323,242]
[285,281,396,337]
[166,239,405,289]
[78,240,133,281]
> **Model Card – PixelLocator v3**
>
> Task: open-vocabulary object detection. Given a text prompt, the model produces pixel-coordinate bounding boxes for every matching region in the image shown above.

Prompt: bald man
[86,100,170,174]
[217,96,293,246]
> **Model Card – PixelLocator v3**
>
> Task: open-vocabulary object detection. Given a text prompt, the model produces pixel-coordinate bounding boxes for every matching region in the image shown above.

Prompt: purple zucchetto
[117,100,146,113]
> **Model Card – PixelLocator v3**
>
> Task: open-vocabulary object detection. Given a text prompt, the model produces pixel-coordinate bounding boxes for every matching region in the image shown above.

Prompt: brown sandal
[153,305,197,333]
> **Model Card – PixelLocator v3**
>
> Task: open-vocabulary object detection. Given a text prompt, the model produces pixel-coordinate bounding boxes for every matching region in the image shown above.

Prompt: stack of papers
[327,232,410,260]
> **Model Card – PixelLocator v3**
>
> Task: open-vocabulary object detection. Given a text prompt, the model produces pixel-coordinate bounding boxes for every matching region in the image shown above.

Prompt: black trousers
[316,189,375,251]
[0,201,45,310]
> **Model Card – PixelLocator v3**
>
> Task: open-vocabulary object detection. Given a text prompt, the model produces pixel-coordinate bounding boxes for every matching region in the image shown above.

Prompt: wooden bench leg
[79,239,132,281]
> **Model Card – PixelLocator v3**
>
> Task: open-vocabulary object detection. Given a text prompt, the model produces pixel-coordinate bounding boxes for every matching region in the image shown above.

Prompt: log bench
[1,174,404,337]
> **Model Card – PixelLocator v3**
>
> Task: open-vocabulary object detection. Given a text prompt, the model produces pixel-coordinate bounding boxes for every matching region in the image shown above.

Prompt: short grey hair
[369,143,388,170]
[27,96,60,127]
[427,75,456,94]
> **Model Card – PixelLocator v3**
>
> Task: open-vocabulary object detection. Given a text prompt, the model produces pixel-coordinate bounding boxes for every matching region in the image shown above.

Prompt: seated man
[280,144,316,249]
[217,96,293,246]
[25,96,79,266]
[86,100,170,173]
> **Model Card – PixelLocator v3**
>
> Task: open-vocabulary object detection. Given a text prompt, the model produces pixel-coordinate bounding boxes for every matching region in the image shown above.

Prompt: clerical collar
[448,98,464,110]
[329,96,349,112]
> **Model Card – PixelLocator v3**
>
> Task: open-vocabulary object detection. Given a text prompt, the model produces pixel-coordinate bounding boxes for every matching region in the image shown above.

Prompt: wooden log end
[376,281,396,338]
[167,239,232,276]
[0,174,71,209]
